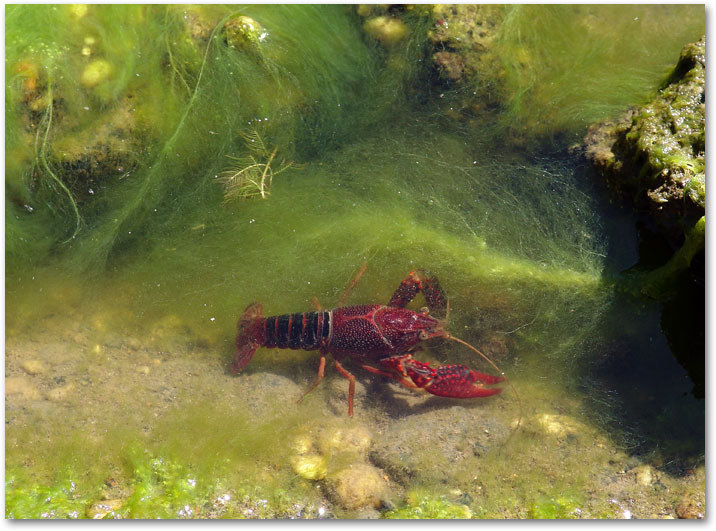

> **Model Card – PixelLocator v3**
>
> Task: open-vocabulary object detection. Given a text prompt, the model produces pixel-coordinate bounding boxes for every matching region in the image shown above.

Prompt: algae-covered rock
[427,5,506,93]
[290,455,327,481]
[362,16,409,47]
[50,97,143,202]
[676,495,704,519]
[583,36,705,243]
[324,463,390,510]
[80,59,113,89]
[223,15,268,51]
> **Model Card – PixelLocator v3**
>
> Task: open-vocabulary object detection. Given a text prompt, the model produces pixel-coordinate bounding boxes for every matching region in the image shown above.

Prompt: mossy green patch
[528,495,583,519]
[384,489,473,519]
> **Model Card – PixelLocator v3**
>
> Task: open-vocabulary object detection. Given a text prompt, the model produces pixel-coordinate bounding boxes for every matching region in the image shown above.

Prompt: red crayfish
[232,267,508,417]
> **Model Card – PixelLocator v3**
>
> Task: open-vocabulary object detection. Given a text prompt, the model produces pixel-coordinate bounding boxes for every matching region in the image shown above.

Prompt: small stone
[634,465,653,486]
[86,499,123,519]
[47,383,75,402]
[325,463,390,511]
[81,59,112,89]
[223,15,268,50]
[136,365,150,376]
[21,359,45,375]
[676,497,704,519]
[290,455,327,481]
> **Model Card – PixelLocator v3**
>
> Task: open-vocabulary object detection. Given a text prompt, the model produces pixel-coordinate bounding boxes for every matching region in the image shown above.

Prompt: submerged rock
[291,455,328,481]
[426,4,507,103]
[324,463,390,511]
[223,15,268,51]
[80,59,113,89]
[676,495,704,519]
[362,16,409,47]
[583,36,705,244]
[21,359,46,375]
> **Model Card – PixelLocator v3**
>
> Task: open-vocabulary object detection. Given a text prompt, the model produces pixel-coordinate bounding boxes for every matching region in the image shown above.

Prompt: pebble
[676,497,704,519]
[21,359,45,375]
[634,465,654,486]
[325,463,390,510]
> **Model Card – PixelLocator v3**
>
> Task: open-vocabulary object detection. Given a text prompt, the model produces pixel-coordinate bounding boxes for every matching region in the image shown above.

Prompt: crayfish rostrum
[233,267,507,416]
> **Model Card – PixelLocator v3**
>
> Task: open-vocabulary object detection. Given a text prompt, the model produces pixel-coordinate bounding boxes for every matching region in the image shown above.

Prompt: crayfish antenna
[445,334,523,434]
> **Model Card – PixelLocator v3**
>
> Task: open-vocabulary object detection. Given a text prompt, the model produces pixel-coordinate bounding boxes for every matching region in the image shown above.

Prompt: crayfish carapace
[233,267,516,417]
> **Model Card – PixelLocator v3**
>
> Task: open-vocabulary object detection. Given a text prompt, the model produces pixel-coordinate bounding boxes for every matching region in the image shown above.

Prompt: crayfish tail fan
[233,302,263,373]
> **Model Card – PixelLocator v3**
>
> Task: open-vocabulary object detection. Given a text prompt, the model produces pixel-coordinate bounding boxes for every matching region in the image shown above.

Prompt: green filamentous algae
[5,4,704,519]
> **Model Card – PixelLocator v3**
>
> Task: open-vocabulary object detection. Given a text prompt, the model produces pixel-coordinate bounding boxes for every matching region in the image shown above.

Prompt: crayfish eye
[419,330,429,341]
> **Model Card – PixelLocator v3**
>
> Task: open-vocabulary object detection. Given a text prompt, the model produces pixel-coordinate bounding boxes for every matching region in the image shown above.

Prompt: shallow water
[5,4,705,519]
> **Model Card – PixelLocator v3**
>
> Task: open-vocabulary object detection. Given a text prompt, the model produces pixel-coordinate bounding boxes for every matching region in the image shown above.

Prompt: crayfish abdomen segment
[262,311,330,350]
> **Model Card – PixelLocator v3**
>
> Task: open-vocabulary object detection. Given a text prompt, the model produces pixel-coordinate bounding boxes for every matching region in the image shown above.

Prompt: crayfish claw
[425,365,503,398]
[379,355,504,400]
[410,363,503,399]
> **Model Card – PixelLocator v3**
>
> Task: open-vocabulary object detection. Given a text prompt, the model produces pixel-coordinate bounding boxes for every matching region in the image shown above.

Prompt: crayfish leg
[360,361,418,389]
[297,352,326,404]
[333,360,356,417]
[388,271,447,316]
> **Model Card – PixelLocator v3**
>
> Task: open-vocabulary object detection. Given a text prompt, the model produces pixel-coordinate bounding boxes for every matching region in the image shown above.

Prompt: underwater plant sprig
[218,126,297,201]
